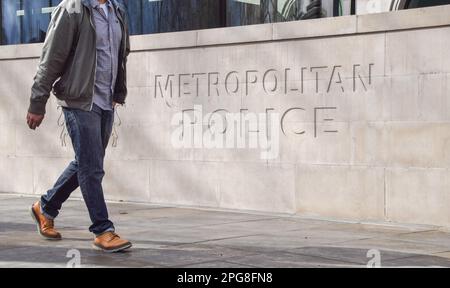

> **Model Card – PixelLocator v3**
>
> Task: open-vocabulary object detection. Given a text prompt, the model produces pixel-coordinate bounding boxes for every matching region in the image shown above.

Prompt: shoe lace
[107,232,120,242]
[43,218,54,229]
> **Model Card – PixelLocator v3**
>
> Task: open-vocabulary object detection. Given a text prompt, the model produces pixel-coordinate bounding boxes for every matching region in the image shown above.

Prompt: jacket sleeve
[28,6,77,115]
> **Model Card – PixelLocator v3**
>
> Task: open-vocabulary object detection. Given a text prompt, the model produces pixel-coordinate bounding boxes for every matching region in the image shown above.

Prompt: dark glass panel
[226,0,326,27]
[1,0,61,45]
[1,0,21,44]
[0,0,357,45]
[408,0,450,8]
[120,0,143,35]
[121,0,222,35]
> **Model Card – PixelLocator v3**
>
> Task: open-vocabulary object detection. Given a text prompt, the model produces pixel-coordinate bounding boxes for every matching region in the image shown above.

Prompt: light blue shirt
[90,0,122,111]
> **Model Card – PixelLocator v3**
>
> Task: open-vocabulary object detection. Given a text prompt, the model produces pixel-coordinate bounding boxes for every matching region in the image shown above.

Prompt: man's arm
[27,5,77,129]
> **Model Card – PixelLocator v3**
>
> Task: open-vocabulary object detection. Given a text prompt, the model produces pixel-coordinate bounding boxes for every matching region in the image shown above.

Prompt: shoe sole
[30,205,62,241]
[92,242,132,253]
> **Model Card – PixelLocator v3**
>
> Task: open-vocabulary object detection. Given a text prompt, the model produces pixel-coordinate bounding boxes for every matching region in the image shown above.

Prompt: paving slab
[285,246,416,265]
[224,251,359,268]
[380,255,450,268]
[381,230,450,247]
[328,238,450,255]
[181,260,256,268]
[1,193,450,268]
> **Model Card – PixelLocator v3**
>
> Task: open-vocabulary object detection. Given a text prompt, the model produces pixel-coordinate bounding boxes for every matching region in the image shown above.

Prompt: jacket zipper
[116,6,126,90]
[88,6,97,111]
[115,6,126,60]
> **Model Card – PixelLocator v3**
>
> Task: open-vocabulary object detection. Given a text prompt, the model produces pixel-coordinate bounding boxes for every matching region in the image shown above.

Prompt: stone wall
[1,6,450,226]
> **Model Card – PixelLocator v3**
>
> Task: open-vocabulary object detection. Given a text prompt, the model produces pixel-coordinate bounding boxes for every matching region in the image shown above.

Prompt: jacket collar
[81,0,124,12]
[90,0,111,9]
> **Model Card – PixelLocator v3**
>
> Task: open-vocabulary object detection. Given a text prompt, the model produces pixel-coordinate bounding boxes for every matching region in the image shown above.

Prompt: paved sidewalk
[1,193,450,268]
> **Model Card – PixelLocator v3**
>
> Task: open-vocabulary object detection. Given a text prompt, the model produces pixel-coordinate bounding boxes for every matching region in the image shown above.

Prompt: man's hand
[27,112,45,130]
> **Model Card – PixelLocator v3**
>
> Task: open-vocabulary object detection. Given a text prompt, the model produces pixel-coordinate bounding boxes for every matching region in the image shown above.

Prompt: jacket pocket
[52,51,81,100]
[53,70,80,101]
[52,77,67,99]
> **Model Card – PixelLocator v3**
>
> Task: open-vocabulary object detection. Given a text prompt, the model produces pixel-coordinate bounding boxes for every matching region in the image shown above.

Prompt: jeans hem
[40,202,56,220]
[94,227,115,237]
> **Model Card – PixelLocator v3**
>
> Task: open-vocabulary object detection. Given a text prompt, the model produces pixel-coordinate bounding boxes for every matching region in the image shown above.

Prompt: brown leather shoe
[30,201,62,240]
[93,232,132,253]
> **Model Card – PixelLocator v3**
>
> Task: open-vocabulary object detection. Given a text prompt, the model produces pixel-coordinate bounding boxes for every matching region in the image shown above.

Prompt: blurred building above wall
[1,0,450,45]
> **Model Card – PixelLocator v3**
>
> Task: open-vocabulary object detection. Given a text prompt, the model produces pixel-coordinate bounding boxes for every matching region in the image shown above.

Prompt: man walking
[26,0,132,253]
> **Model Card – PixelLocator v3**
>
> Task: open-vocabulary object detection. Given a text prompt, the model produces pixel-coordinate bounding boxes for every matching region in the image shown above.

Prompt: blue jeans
[41,104,115,235]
